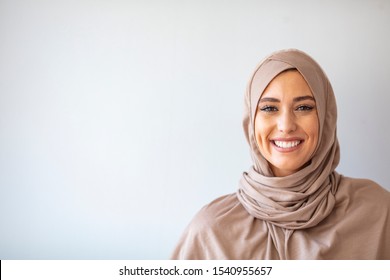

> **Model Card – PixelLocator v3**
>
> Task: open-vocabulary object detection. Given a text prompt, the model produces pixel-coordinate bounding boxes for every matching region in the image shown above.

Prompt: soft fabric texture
[171,49,390,259]
[238,49,340,230]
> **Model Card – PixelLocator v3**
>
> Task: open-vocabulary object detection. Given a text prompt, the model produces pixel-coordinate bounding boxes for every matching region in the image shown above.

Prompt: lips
[271,138,304,151]
[274,140,301,148]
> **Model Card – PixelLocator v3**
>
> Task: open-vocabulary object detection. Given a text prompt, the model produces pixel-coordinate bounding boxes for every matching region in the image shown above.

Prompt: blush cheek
[254,116,275,159]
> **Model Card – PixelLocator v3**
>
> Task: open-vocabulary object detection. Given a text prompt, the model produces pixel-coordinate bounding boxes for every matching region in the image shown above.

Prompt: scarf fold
[172,49,390,260]
[237,49,341,230]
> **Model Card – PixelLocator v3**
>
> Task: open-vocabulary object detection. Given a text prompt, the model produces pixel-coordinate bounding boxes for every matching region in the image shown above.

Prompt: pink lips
[271,138,304,153]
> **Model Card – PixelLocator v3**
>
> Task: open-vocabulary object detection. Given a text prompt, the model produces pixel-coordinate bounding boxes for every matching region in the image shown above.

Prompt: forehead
[249,58,327,126]
[261,69,314,99]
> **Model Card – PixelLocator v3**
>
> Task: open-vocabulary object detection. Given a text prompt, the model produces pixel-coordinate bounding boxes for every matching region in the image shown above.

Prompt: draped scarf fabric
[237,49,341,230]
[172,49,390,260]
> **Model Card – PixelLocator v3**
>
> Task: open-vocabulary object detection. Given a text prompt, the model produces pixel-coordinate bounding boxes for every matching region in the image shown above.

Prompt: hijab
[171,49,390,259]
[237,49,341,229]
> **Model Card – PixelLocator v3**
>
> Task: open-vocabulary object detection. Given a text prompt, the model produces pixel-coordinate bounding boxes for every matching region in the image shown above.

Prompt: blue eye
[260,106,278,112]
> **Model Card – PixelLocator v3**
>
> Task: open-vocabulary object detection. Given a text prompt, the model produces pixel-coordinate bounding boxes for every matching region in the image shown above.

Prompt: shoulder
[188,193,244,231]
[338,176,390,202]
[171,193,248,259]
[336,175,390,215]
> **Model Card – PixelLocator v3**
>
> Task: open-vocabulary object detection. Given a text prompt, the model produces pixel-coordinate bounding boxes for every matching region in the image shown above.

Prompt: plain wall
[1,0,389,259]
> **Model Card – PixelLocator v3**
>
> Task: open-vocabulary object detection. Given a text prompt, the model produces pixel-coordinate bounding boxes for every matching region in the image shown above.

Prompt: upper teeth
[274,140,301,148]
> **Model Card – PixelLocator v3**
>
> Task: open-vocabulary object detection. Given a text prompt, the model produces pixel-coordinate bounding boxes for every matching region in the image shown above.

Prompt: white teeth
[274,140,301,148]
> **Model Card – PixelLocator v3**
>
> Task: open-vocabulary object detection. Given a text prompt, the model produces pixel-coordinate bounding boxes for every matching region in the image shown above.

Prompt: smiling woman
[255,70,319,177]
[171,49,390,260]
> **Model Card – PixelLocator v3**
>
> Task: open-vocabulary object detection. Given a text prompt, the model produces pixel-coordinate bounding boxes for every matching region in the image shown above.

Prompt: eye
[260,105,278,113]
[296,105,314,111]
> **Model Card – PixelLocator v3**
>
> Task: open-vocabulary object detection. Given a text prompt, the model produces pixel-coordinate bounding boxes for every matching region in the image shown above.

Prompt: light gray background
[1,0,389,259]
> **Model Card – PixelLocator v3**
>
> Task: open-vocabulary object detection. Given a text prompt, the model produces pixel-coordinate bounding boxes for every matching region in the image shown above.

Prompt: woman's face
[254,70,319,177]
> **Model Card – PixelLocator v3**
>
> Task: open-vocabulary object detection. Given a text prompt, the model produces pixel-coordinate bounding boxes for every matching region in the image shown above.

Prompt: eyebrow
[259,96,315,103]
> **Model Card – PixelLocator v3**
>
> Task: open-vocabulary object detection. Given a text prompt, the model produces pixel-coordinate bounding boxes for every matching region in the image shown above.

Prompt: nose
[277,110,297,133]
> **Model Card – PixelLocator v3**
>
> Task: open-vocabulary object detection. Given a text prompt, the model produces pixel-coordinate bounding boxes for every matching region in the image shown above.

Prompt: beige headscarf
[237,49,341,229]
[172,49,390,259]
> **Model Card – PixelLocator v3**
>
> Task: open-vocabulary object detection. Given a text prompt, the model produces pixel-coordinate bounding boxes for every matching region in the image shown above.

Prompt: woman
[171,49,390,259]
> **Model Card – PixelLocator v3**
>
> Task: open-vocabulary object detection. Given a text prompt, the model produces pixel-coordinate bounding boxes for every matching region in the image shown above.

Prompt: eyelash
[260,106,278,112]
[259,105,314,112]
[296,105,314,111]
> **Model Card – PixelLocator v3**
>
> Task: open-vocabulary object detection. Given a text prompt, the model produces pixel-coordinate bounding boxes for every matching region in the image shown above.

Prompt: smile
[274,140,301,148]
[271,139,303,152]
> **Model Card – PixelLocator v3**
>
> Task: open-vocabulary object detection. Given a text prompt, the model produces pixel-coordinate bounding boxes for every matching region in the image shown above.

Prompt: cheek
[254,117,273,148]
[304,117,319,150]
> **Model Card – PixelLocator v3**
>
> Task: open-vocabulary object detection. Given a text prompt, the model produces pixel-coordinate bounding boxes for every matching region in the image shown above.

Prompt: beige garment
[238,49,340,230]
[172,176,390,259]
[171,49,390,259]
